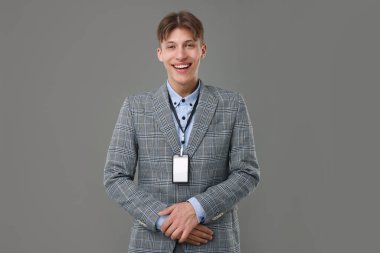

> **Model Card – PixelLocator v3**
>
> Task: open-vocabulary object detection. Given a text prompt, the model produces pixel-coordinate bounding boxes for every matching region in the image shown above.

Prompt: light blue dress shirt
[155,80,206,230]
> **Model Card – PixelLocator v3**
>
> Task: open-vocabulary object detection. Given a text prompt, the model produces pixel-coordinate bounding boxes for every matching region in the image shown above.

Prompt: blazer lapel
[152,84,181,155]
[186,83,218,158]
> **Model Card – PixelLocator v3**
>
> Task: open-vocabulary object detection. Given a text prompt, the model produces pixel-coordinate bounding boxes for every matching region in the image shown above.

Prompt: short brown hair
[157,11,204,44]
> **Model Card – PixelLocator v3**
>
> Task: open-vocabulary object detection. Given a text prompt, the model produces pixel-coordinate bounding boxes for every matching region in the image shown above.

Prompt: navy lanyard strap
[168,92,200,143]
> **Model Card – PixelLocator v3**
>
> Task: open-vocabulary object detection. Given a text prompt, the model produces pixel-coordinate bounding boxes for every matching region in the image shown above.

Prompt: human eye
[186,43,195,48]
[166,44,175,49]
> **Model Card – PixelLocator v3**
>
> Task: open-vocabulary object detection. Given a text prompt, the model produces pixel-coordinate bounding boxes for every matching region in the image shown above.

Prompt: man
[104,11,260,253]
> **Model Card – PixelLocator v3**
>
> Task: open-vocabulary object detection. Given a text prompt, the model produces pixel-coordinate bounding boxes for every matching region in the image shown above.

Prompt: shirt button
[181,99,185,103]
[190,103,193,106]
[182,116,186,120]
[174,102,177,105]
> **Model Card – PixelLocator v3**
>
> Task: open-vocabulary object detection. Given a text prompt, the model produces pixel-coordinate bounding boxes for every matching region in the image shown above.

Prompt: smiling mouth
[172,63,191,70]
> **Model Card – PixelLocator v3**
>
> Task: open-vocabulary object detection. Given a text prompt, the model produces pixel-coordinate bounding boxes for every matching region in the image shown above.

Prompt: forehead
[162,28,197,43]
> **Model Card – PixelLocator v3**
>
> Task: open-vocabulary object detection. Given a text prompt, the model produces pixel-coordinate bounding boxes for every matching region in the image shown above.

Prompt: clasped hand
[158,202,213,245]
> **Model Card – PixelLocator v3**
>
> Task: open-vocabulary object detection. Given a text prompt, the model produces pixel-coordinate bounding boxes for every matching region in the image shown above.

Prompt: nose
[175,47,187,61]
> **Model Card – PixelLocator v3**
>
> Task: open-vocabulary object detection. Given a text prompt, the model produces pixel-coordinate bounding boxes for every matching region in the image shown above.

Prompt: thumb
[158,205,176,216]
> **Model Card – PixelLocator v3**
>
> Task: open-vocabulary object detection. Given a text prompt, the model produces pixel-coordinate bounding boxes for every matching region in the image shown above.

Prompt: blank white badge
[172,155,189,183]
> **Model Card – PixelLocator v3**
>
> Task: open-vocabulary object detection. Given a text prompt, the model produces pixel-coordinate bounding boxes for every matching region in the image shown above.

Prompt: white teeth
[174,64,190,69]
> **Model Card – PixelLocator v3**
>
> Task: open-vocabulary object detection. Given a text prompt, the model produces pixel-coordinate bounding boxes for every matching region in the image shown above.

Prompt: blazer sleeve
[103,97,167,232]
[194,93,260,224]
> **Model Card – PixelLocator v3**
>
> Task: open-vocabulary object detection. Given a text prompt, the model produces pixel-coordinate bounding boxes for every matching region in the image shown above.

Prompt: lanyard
[168,92,200,154]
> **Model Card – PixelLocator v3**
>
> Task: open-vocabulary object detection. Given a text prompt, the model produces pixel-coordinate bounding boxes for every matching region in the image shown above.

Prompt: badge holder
[172,146,189,184]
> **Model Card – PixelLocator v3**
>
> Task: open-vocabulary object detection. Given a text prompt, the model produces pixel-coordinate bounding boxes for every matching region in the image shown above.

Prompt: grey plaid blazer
[104,82,260,253]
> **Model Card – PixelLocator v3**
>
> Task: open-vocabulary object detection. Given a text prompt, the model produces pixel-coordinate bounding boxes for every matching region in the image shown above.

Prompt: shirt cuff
[155,215,168,231]
[187,197,206,223]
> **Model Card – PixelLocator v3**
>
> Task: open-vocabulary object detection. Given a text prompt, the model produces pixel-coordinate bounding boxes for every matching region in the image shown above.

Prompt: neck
[168,79,199,97]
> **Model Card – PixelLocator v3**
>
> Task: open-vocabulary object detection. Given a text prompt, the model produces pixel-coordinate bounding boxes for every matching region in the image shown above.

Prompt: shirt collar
[166,80,201,108]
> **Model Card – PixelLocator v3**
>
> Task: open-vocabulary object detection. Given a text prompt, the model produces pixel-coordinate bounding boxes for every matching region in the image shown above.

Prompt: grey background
[1,0,379,252]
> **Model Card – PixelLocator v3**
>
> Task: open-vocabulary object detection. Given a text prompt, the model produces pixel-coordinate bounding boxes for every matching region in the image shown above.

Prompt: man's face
[157,28,206,89]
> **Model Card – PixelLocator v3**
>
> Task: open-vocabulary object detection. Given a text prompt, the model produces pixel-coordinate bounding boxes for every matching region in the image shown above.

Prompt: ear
[157,47,163,62]
[201,43,207,59]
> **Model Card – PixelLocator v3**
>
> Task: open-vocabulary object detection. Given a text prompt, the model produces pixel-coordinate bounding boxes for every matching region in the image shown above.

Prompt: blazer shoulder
[124,90,154,103]
[204,84,243,107]
[120,90,156,112]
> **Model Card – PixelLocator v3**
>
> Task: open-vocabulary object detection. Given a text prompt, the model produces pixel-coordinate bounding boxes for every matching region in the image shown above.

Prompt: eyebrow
[165,40,196,44]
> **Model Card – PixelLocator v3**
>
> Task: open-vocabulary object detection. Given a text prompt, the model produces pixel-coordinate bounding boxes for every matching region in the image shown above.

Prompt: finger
[190,229,213,240]
[170,227,182,241]
[194,224,213,235]
[158,205,176,216]
[187,234,208,244]
[160,217,173,233]
[185,238,201,246]
[179,228,192,244]
[164,223,177,238]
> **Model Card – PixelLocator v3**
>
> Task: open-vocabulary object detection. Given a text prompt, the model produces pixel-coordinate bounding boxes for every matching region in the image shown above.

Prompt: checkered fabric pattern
[104,82,260,253]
